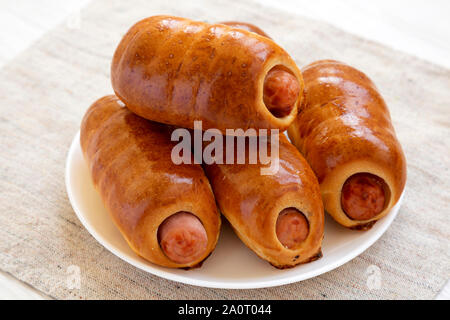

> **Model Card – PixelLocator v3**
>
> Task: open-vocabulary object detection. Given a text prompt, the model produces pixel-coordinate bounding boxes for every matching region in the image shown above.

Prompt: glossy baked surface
[292,60,405,183]
[218,21,271,38]
[67,130,404,287]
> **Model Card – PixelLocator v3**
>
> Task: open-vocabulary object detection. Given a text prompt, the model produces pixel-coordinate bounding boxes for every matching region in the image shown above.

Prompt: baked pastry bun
[288,60,407,230]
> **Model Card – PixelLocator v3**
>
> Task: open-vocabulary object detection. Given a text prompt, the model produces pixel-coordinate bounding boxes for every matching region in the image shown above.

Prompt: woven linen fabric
[0,0,449,299]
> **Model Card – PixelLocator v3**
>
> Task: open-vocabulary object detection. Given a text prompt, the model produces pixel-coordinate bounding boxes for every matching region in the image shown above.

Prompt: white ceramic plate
[65,130,403,289]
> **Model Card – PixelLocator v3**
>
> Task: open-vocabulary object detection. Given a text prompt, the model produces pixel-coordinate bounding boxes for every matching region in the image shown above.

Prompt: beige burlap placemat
[0,0,449,299]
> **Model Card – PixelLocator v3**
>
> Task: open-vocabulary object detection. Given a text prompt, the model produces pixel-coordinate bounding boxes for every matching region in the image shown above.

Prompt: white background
[0,0,448,299]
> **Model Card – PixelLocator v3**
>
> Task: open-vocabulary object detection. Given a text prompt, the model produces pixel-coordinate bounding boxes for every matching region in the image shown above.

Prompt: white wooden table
[0,0,448,300]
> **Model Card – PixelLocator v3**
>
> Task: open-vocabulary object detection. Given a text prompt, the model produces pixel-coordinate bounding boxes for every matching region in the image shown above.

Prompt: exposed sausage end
[276,208,309,249]
[158,212,208,264]
[341,173,386,221]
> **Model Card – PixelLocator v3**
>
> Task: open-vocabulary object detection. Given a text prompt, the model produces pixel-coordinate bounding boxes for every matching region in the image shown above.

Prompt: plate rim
[65,130,403,289]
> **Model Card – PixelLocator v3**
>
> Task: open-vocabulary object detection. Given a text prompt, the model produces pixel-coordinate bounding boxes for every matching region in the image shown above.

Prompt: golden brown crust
[80,95,221,268]
[218,21,271,38]
[203,135,324,268]
[111,15,303,133]
[287,60,407,229]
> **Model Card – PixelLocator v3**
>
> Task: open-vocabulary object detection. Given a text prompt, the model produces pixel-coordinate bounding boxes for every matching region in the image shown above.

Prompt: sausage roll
[80,95,221,268]
[203,134,324,268]
[288,60,407,230]
[111,15,303,133]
